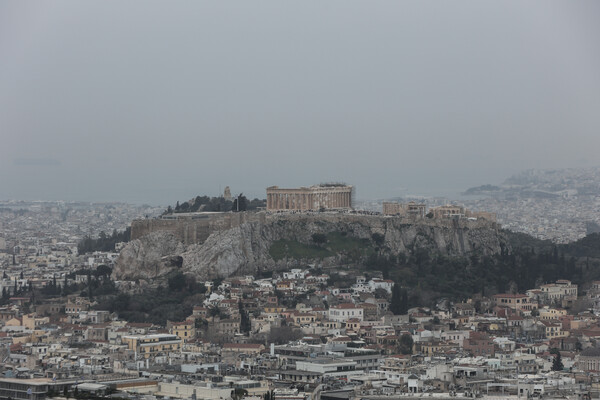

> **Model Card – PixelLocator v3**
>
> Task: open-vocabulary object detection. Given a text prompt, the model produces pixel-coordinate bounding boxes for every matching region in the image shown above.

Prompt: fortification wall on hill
[131,211,498,246]
[264,212,500,233]
[131,212,266,245]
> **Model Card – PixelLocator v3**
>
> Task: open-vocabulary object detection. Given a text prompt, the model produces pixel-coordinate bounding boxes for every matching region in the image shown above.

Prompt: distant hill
[503,167,600,196]
[463,167,600,198]
[462,184,501,195]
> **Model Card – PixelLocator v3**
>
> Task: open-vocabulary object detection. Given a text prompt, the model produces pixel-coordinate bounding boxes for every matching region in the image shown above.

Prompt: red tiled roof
[333,303,358,309]
[223,343,264,349]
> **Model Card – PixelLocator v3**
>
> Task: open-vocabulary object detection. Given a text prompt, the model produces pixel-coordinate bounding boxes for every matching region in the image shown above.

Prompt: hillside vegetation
[78,228,131,254]
[362,232,600,305]
[269,232,373,261]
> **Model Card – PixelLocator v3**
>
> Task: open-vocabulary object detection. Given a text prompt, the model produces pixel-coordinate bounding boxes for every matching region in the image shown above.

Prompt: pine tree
[390,283,403,315]
[399,333,414,354]
[239,300,251,334]
[87,271,93,300]
[552,350,564,371]
[232,194,248,212]
[401,288,408,314]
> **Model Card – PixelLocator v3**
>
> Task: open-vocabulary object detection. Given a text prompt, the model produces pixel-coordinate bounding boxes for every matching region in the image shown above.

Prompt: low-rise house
[84,324,108,341]
[493,294,538,313]
[22,314,49,330]
[440,330,470,347]
[214,318,240,337]
[577,347,600,372]
[169,320,196,341]
[368,279,394,294]
[539,280,578,306]
[290,313,317,327]
[542,320,568,339]
[88,310,110,324]
[328,303,364,323]
[463,332,495,357]
[539,307,567,321]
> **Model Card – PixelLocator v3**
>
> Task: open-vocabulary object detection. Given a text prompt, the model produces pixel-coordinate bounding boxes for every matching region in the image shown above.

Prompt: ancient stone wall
[130,212,266,245]
[266,212,500,231]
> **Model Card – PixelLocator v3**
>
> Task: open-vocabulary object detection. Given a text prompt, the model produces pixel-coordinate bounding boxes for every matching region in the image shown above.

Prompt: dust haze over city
[2,1,600,204]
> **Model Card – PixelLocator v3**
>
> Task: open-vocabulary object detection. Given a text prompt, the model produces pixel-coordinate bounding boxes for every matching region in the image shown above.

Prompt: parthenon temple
[266,184,353,211]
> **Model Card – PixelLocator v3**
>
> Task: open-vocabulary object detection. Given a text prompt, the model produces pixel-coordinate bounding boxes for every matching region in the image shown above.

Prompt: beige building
[542,320,568,339]
[122,334,182,359]
[493,294,538,313]
[266,184,353,211]
[539,307,568,321]
[430,205,496,221]
[382,201,426,217]
[168,320,196,341]
[22,314,49,330]
[578,347,600,372]
[430,205,466,219]
[539,280,578,304]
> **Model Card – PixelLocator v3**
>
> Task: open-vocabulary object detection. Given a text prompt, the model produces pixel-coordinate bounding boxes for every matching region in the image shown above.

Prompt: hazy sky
[2,1,600,204]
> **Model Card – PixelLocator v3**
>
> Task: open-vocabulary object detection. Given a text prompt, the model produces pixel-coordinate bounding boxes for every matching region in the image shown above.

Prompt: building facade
[539,280,578,304]
[382,202,426,217]
[493,294,538,313]
[122,334,182,359]
[328,303,364,322]
[266,185,353,211]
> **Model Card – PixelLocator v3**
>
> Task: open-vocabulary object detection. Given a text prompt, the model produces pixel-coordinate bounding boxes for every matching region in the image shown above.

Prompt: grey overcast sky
[1,1,600,204]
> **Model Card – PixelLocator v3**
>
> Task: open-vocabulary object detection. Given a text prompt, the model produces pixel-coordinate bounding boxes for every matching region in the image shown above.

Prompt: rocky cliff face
[112,231,186,280]
[114,214,508,281]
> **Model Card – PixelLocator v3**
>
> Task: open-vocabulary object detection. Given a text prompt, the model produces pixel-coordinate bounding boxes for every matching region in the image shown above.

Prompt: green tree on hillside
[232,194,248,212]
[399,333,413,354]
[551,348,564,371]
[239,300,251,334]
[311,233,327,245]
[168,272,186,292]
[390,283,408,315]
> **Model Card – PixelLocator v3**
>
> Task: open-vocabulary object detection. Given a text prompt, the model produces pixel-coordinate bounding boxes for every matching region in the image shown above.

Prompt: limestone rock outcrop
[112,231,185,281]
[113,213,509,281]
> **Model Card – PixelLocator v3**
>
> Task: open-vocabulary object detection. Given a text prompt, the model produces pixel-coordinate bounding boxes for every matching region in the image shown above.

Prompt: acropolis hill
[116,211,507,281]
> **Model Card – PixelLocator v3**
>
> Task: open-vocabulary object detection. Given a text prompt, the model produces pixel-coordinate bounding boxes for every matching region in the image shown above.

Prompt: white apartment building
[539,280,577,303]
[328,303,364,322]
